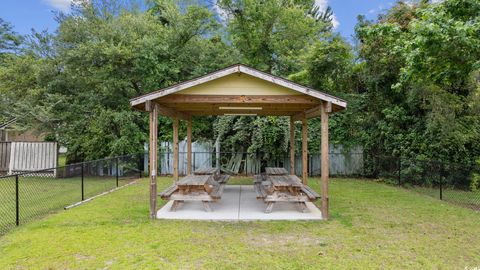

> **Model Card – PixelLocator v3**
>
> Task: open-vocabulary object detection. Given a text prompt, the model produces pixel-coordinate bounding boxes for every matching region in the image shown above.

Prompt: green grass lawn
[0,177,479,269]
[0,175,135,235]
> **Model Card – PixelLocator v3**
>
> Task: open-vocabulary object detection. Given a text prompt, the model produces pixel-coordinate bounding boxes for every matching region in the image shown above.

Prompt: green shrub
[470,160,480,191]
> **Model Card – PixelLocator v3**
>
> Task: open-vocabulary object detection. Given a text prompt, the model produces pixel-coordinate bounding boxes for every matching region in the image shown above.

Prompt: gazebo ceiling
[130,64,347,119]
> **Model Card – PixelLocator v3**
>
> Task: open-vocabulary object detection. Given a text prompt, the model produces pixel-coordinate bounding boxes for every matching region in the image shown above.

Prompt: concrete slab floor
[156,185,323,221]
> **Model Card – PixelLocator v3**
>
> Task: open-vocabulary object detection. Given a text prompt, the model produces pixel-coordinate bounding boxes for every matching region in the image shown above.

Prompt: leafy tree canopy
[0,0,479,170]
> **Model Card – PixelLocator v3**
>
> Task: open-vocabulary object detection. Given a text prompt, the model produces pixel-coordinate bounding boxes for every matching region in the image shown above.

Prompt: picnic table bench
[254,167,320,213]
[159,167,230,212]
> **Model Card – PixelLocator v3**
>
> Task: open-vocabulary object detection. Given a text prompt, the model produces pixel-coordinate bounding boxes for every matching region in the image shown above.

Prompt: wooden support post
[173,117,179,181]
[265,202,275,213]
[187,117,192,175]
[148,102,159,219]
[215,136,221,171]
[290,117,295,175]
[320,102,330,220]
[301,115,308,185]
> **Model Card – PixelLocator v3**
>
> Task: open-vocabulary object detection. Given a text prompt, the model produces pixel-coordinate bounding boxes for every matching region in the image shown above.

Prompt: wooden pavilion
[130,64,347,220]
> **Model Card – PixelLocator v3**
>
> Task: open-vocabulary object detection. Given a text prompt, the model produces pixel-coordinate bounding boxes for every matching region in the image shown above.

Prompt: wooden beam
[320,102,330,220]
[301,115,308,185]
[173,116,179,181]
[325,101,332,113]
[186,117,192,175]
[149,102,159,219]
[157,94,321,105]
[290,117,295,175]
[292,102,334,121]
[174,108,308,113]
[167,103,314,111]
[156,103,190,120]
[292,105,321,121]
[181,110,299,116]
[145,100,152,112]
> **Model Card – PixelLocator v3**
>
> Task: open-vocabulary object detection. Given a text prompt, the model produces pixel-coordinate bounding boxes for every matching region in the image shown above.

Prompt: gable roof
[130,64,347,111]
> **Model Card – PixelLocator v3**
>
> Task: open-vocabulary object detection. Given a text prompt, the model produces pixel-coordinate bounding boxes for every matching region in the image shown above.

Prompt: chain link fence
[368,155,480,211]
[0,153,143,236]
[156,150,480,212]
[2,149,478,236]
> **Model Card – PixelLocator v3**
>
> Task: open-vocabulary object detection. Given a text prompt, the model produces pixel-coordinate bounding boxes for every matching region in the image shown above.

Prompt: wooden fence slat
[0,142,11,173]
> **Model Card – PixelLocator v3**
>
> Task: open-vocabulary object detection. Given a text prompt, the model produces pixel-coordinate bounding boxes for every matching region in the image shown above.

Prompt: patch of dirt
[75,253,95,261]
[242,231,326,251]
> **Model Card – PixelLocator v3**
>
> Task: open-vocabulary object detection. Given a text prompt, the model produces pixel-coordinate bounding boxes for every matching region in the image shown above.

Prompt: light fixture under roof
[224,113,257,116]
[219,106,262,110]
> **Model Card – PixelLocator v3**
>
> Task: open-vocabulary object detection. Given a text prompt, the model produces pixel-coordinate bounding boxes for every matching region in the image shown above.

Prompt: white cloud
[314,0,339,29]
[213,0,228,23]
[43,0,72,12]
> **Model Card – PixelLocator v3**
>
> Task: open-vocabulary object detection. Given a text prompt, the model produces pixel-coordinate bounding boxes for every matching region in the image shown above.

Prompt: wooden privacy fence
[155,142,363,176]
[0,142,11,173]
[0,142,58,176]
[158,141,213,175]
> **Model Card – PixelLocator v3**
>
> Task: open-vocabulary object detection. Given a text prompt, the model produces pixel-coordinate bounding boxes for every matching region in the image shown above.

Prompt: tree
[353,0,480,166]
[0,18,22,57]
[2,0,238,162]
[0,18,23,124]
[217,0,331,75]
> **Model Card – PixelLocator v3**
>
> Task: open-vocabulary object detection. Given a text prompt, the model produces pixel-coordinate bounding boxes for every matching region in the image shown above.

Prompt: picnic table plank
[265,167,288,175]
[269,175,302,188]
[194,167,218,175]
[177,174,211,186]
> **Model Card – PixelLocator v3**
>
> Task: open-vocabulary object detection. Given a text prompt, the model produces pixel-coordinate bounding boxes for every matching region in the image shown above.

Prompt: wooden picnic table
[159,167,230,212]
[254,167,320,213]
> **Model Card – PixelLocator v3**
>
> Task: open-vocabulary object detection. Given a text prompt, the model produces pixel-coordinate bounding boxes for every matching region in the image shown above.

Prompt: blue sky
[0,0,395,41]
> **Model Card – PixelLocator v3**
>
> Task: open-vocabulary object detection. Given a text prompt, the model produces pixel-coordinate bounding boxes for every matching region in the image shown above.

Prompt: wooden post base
[202,201,213,212]
[170,200,183,212]
[296,202,308,213]
[265,202,275,213]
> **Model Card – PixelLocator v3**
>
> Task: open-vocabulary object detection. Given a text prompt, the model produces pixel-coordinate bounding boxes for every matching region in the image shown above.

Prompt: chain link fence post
[116,157,119,188]
[245,152,248,176]
[139,154,143,179]
[398,157,402,186]
[81,164,84,201]
[15,175,19,226]
[440,162,444,200]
